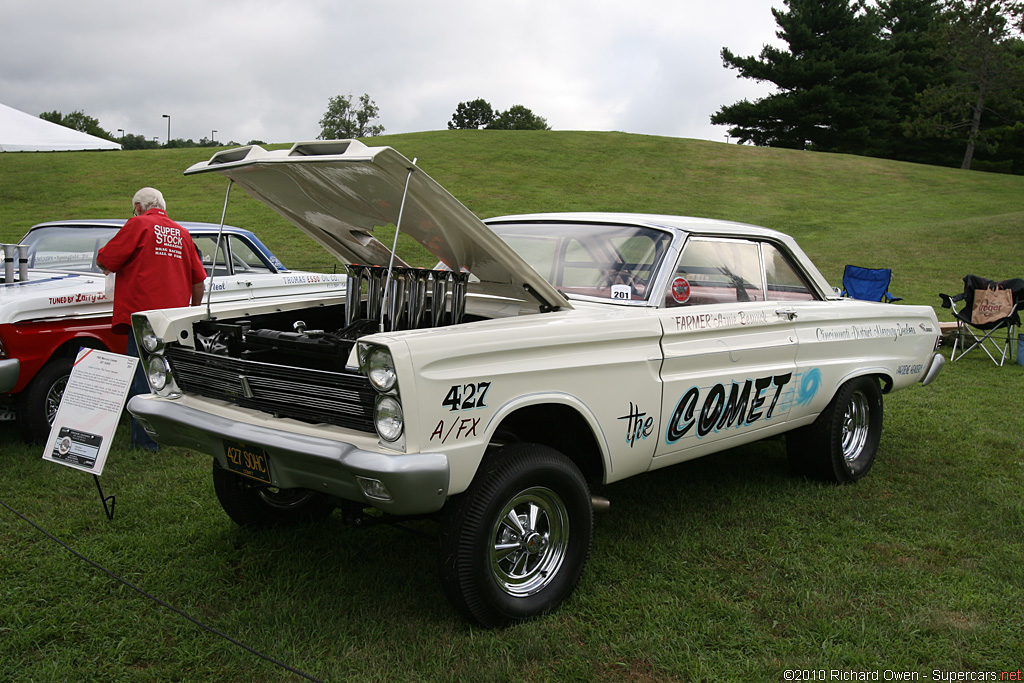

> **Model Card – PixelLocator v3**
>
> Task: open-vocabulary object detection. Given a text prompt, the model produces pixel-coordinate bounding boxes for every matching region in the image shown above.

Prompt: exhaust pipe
[591,495,610,513]
[3,244,13,283]
[2,244,29,283]
[346,264,468,332]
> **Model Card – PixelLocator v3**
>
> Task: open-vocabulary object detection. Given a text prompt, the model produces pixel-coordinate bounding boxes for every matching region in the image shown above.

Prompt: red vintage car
[0,220,344,441]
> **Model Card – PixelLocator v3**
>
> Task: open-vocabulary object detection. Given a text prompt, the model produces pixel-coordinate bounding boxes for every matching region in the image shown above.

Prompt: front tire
[16,357,74,443]
[438,443,593,628]
[787,376,883,484]
[212,459,335,527]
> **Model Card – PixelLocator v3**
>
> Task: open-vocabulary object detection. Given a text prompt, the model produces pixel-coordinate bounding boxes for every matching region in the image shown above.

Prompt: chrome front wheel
[439,443,593,627]
[489,487,570,598]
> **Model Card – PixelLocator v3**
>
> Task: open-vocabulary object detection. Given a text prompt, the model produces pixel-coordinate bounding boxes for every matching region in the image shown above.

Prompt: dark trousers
[125,333,159,451]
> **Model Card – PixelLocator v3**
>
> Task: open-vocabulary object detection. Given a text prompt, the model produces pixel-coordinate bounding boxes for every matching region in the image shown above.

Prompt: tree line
[712,0,1024,172]
[40,95,550,151]
[445,98,550,130]
[39,110,245,150]
[315,94,550,139]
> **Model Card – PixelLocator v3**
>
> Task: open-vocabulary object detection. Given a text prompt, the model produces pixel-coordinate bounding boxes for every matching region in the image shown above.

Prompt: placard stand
[43,348,138,521]
[93,474,116,520]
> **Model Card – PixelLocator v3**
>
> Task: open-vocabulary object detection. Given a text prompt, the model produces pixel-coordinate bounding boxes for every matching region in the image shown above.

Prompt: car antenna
[379,158,417,333]
[205,179,234,319]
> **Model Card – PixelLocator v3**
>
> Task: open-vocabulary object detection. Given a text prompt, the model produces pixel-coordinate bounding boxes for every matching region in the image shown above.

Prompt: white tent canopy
[0,103,121,152]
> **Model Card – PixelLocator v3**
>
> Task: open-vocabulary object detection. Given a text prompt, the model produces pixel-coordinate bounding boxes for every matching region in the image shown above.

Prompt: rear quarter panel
[791,298,941,414]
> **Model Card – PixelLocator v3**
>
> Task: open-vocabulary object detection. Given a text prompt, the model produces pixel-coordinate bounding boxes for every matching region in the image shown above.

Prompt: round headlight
[146,355,170,392]
[139,320,164,354]
[374,395,404,442]
[366,347,397,393]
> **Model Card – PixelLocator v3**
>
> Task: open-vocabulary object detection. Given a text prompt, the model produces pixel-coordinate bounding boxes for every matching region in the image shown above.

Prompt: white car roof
[486,211,787,240]
[485,212,835,298]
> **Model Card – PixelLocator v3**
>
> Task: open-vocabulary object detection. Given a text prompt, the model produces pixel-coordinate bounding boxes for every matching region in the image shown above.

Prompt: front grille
[165,346,377,433]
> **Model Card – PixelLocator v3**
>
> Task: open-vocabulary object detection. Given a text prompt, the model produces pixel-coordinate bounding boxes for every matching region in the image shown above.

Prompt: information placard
[42,348,138,475]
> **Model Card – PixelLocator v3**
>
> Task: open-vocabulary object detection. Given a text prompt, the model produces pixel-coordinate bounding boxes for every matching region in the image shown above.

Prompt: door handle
[775,307,797,321]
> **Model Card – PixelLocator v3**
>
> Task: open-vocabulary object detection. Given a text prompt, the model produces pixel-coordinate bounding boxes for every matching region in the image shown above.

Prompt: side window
[191,235,273,276]
[227,237,273,273]
[763,243,815,301]
[192,235,228,276]
[667,239,763,307]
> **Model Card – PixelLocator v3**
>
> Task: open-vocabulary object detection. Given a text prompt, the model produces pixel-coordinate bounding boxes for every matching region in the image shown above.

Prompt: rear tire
[16,357,74,443]
[212,459,335,527]
[787,376,883,484]
[438,443,593,627]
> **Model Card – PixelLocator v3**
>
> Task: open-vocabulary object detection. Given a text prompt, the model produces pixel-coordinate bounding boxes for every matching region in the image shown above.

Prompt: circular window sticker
[671,277,691,304]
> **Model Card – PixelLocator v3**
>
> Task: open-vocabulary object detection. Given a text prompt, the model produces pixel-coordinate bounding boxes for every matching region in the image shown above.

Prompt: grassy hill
[3,130,1023,305]
[2,132,1023,682]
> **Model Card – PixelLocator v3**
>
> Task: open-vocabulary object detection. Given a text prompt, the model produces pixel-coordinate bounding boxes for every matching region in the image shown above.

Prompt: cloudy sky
[1,0,783,145]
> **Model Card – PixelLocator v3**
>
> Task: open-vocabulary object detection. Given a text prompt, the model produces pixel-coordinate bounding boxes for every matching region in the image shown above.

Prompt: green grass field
[2,132,1023,682]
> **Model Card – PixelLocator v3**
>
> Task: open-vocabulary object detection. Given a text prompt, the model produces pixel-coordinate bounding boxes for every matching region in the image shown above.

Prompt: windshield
[487,222,673,303]
[20,226,120,274]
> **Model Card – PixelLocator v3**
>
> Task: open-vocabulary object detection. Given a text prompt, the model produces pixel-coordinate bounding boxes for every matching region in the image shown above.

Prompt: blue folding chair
[841,265,903,303]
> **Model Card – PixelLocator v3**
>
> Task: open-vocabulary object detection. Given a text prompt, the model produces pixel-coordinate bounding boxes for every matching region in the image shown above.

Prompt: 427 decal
[443,382,491,412]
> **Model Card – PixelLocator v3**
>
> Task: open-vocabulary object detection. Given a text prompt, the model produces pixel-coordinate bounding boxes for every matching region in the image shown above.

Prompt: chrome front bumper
[127,395,450,515]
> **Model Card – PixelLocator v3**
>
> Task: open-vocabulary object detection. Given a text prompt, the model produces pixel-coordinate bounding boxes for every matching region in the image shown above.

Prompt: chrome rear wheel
[787,376,883,484]
[841,389,872,464]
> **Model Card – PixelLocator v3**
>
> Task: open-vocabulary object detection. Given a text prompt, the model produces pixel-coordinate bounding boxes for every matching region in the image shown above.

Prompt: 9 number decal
[443,381,491,412]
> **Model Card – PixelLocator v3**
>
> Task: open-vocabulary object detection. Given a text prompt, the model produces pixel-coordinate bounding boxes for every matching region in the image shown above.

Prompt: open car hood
[184,140,570,313]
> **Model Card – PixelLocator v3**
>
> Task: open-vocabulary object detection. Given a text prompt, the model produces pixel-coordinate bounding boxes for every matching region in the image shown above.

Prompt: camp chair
[841,265,903,302]
[939,275,1024,366]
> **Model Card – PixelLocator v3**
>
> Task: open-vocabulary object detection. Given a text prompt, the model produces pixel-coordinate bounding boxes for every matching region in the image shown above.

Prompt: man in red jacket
[98,187,207,450]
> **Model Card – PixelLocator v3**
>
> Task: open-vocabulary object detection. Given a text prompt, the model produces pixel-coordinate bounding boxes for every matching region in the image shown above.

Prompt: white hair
[132,187,166,212]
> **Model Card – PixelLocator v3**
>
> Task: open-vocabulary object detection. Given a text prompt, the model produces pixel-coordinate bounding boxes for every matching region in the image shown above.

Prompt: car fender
[0,318,122,394]
[484,391,613,478]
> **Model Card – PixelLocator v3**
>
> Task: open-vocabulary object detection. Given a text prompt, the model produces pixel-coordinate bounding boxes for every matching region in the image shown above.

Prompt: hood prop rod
[379,159,417,333]
[205,179,234,320]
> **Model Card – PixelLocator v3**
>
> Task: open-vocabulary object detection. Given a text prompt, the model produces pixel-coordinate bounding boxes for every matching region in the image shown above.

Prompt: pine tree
[711,0,897,156]
[906,0,1024,169]
[878,0,955,162]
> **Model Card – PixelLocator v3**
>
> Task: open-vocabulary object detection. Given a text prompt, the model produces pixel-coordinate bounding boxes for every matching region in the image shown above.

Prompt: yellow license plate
[223,440,272,484]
